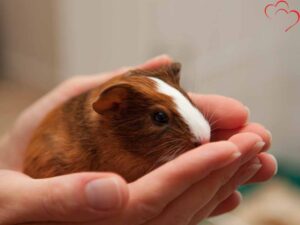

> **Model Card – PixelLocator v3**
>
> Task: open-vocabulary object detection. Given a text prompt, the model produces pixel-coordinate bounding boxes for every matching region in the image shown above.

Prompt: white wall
[1,0,299,167]
[0,0,57,89]
[54,0,142,78]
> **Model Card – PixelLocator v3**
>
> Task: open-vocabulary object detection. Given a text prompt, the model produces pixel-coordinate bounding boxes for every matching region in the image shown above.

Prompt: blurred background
[0,0,299,224]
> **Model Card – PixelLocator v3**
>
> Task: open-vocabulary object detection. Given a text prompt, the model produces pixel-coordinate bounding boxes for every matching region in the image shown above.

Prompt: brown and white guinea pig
[23,63,211,182]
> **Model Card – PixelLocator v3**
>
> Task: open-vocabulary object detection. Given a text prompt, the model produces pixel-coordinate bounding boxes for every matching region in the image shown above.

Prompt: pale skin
[0,55,276,225]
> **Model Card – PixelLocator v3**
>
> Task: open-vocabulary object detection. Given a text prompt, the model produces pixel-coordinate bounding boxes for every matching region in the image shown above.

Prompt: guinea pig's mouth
[191,137,210,147]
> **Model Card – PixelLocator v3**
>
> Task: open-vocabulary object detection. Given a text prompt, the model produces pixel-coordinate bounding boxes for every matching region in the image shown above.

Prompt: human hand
[0,55,276,225]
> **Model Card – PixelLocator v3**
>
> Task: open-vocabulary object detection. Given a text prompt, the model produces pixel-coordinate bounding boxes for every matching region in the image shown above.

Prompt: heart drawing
[264,0,300,32]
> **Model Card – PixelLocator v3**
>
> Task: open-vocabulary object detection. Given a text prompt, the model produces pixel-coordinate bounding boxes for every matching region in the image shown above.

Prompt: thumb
[0,170,129,224]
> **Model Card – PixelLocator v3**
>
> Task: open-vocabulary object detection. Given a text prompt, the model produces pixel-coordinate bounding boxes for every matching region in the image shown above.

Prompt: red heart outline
[264,0,289,18]
[275,8,300,32]
[264,0,300,32]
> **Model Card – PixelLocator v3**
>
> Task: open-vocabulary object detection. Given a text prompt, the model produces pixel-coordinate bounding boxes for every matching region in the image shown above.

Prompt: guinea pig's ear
[92,83,133,115]
[168,62,181,84]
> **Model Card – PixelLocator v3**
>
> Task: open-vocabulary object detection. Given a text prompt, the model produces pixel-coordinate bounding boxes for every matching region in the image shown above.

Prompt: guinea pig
[23,63,211,182]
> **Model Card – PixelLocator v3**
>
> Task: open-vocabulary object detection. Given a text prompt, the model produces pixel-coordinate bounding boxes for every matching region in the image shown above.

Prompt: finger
[246,153,277,184]
[140,54,172,70]
[144,160,242,225]
[184,133,264,221]
[209,191,242,217]
[143,133,263,225]
[189,157,261,225]
[188,94,248,130]
[212,123,272,151]
[228,132,264,164]
[124,141,241,225]
[0,171,128,224]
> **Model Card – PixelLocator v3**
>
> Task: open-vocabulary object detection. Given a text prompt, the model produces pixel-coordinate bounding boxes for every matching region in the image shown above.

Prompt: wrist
[0,132,11,168]
[0,131,22,170]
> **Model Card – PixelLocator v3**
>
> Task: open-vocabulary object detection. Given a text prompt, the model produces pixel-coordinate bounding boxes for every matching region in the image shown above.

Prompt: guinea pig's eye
[152,111,169,125]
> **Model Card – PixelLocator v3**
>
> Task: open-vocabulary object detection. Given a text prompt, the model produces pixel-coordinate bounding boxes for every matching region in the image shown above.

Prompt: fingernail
[149,54,172,63]
[121,66,133,71]
[266,130,272,142]
[269,154,278,175]
[231,151,242,160]
[235,191,243,202]
[244,106,250,117]
[253,141,265,153]
[238,159,262,184]
[152,54,168,60]
[85,178,122,211]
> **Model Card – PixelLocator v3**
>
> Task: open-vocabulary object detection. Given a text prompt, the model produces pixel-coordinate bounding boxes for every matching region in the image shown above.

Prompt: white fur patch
[150,77,211,144]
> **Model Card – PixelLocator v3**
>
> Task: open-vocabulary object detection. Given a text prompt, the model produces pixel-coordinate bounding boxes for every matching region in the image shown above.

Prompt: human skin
[0,55,276,225]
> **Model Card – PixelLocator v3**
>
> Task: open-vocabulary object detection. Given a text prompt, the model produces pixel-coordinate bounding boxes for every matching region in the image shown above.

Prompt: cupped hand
[0,55,276,225]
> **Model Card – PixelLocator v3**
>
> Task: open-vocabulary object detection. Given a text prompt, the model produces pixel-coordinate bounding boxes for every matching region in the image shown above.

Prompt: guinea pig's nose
[193,138,209,147]
[201,138,210,145]
[193,141,201,147]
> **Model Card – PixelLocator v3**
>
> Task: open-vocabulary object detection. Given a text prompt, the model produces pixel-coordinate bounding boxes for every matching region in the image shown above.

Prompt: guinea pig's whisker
[160,144,185,161]
[202,102,213,122]
[203,109,210,122]
[168,147,181,161]
[210,126,218,134]
[208,109,217,124]
[147,150,169,172]
[209,119,221,129]
[169,127,189,136]
[144,139,181,157]
[156,144,177,160]
[146,142,189,173]
[167,146,186,162]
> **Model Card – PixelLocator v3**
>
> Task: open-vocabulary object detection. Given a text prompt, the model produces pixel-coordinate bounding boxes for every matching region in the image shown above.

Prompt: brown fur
[23,63,201,182]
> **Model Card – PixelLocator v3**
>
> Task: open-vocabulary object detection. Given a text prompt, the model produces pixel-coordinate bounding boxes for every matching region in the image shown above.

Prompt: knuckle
[214,191,226,204]
[215,183,237,204]
[41,187,65,219]
[41,183,76,219]
[133,200,165,223]
[220,172,234,185]
[239,132,261,140]
[60,75,85,88]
